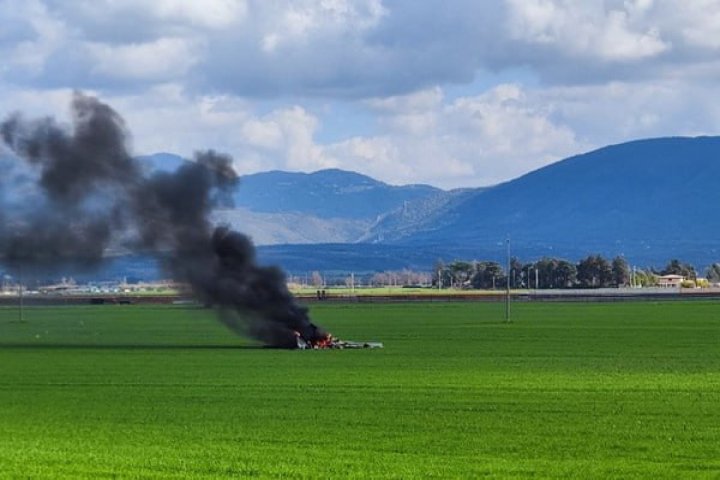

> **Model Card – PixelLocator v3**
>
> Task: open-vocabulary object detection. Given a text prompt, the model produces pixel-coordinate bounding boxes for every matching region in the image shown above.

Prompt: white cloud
[4,0,720,95]
[505,0,669,61]
[6,76,720,190]
[143,0,247,28]
[659,0,720,49]
[100,87,335,174]
[248,106,333,171]
[46,0,246,40]
[4,1,720,190]
[241,119,284,150]
[0,0,68,78]
[322,77,720,187]
[258,0,386,52]
[87,37,200,82]
[534,80,720,140]
[367,87,444,114]
[447,85,579,162]
[319,85,583,187]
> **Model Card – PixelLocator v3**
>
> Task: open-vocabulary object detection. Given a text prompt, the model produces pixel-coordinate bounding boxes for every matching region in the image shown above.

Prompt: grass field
[0,301,719,478]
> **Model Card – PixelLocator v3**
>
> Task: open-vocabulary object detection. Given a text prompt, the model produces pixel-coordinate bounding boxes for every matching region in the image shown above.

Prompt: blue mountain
[136,138,720,273]
[384,136,720,267]
[233,168,441,220]
[136,154,446,244]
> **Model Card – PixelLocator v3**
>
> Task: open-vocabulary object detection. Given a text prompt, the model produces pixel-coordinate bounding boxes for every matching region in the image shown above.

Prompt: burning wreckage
[285,319,383,350]
[294,330,384,350]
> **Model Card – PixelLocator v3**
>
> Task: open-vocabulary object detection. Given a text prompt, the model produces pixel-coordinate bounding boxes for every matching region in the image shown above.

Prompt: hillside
[233,168,441,220]
[138,154,447,244]
[390,136,720,266]
[359,188,483,243]
[134,138,720,272]
[212,208,372,245]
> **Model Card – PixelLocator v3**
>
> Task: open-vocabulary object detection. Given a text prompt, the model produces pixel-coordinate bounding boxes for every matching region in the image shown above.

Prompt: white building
[657,274,684,288]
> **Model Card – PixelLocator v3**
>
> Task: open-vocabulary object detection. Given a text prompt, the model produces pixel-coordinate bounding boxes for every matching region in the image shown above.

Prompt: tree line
[290,257,720,289]
[430,256,718,289]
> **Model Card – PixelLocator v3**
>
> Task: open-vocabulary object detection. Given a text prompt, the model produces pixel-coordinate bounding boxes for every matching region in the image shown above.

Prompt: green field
[0,301,719,478]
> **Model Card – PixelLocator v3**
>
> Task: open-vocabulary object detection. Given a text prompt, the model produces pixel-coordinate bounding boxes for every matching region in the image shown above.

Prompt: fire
[294,331,336,349]
[312,334,335,349]
[293,331,383,350]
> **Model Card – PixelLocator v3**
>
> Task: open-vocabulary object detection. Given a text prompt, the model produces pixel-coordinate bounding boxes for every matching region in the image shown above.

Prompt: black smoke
[0,92,325,347]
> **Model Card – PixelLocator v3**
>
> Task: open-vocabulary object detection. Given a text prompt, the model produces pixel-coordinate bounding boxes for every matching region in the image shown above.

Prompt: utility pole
[505,237,510,322]
[18,266,24,323]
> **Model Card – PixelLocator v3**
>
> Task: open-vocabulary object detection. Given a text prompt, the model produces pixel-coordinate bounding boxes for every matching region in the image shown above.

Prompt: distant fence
[299,287,720,303]
[2,288,720,307]
[0,295,190,306]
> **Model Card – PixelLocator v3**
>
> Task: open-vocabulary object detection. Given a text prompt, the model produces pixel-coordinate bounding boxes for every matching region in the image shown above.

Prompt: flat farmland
[0,301,719,478]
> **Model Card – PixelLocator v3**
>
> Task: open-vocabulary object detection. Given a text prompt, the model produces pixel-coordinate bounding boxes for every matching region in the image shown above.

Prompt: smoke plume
[0,92,325,347]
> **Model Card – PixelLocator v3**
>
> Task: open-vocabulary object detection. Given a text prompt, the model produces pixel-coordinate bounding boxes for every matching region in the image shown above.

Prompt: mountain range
[139,136,720,274]
[213,168,442,245]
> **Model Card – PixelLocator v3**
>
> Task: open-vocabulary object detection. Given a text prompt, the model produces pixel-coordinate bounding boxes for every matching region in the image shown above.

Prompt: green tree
[533,258,553,289]
[555,260,577,288]
[449,261,474,288]
[521,262,535,289]
[534,257,576,289]
[611,256,630,287]
[470,261,504,289]
[577,255,613,288]
[633,268,656,287]
[706,263,720,283]
[661,259,696,280]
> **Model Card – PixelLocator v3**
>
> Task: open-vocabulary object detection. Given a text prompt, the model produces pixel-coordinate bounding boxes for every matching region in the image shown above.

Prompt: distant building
[657,274,684,288]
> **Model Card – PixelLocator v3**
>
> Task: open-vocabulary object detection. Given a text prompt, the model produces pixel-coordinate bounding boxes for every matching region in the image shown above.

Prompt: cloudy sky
[2,0,720,188]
